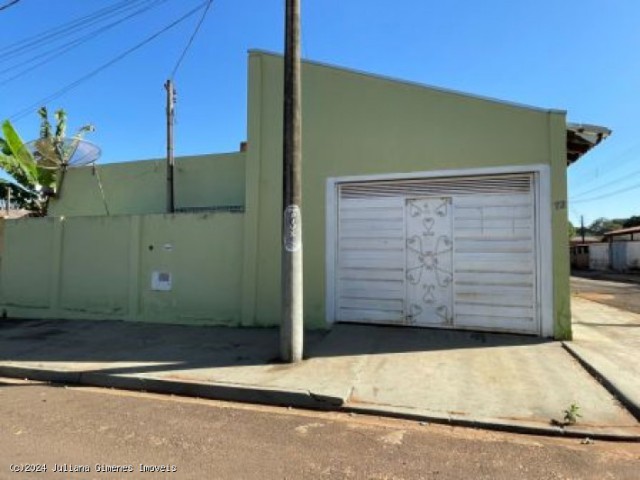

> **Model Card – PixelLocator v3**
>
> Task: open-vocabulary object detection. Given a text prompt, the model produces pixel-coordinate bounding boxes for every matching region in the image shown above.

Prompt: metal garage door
[335,174,538,334]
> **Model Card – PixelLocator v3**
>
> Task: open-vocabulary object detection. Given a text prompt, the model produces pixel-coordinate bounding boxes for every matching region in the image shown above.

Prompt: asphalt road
[571,276,640,314]
[1,379,639,480]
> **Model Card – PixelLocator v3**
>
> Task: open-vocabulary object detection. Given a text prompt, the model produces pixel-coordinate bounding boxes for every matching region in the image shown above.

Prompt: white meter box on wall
[151,271,172,291]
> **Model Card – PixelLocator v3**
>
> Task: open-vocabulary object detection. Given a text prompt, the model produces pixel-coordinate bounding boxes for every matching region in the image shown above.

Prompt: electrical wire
[0,0,171,86]
[570,166,640,200]
[570,181,640,204]
[8,1,210,122]
[170,0,213,79]
[2,0,152,62]
[568,141,640,194]
[0,0,21,12]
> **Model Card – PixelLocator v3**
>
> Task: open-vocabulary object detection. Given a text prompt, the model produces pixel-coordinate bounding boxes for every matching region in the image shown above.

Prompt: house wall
[611,241,640,271]
[589,243,610,270]
[0,52,574,338]
[588,241,640,271]
[0,212,244,325]
[48,152,246,217]
[243,51,571,338]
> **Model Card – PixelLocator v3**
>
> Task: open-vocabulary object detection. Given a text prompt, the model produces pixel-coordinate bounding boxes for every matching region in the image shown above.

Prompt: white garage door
[335,173,539,334]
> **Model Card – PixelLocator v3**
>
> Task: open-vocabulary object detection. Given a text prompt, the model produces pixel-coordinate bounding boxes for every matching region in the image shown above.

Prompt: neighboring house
[604,226,640,242]
[571,227,640,271]
[595,226,640,271]
[0,51,610,340]
[569,236,602,270]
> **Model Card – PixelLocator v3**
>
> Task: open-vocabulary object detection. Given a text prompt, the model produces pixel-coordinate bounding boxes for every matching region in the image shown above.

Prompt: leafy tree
[0,108,94,216]
[568,220,576,241]
[588,217,624,236]
[623,216,640,228]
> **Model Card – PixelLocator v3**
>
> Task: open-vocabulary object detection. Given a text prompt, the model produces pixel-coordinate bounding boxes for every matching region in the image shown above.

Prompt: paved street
[1,378,639,480]
[571,275,640,314]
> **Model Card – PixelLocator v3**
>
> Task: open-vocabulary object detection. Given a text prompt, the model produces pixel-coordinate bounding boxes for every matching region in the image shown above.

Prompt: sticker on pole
[284,205,302,252]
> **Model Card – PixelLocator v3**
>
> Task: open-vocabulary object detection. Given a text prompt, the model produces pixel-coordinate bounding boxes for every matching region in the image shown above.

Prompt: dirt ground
[571,275,640,314]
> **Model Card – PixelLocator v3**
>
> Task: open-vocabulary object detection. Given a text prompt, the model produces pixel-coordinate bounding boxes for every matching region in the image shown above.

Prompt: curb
[1,364,638,442]
[0,365,344,411]
[342,404,640,442]
[562,342,640,423]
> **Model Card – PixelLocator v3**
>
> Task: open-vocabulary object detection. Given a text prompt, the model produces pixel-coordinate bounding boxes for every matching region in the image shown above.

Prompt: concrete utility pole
[581,215,585,243]
[280,0,303,363]
[165,79,176,213]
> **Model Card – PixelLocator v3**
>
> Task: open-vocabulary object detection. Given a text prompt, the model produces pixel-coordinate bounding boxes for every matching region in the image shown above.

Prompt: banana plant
[0,108,94,216]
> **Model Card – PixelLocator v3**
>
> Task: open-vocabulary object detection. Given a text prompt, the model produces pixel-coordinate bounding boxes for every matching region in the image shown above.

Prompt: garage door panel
[454,218,533,230]
[455,304,534,319]
[457,261,533,274]
[339,221,403,234]
[454,194,531,207]
[455,293,532,307]
[340,257,405,269]
[339,237,404,250]
[455,238,533,253]
[336,173,538,334]
[454,208,531,221]
[455,315,536,333]
[340,288,405,301]
[339,269,405,282]
[340,207,404,221]
[339,298,404,312]
[338,308,404,323]
[454,227,533,238]
[339,278,403,292]
[455,271,534,286]
[455,252,533,263]
[337,196,405,323]
[455,283,532,296]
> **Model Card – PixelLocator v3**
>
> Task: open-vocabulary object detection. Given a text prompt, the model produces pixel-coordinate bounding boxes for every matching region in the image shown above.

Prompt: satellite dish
[20,138,108,215]
[23,138,101,171]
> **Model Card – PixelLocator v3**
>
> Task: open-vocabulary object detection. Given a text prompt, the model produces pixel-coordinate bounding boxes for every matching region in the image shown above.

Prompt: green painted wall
[0,218,54,309]
[0,212,244,326]
[49,152,246,217]
[242,51,571,338]
[0,51,573,338]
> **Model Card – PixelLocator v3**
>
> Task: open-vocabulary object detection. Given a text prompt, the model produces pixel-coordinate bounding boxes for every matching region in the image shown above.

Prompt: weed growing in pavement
[563,403,582,425]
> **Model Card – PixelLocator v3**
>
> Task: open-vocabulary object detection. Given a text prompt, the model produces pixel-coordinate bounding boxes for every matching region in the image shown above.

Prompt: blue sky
[1,0,638,224]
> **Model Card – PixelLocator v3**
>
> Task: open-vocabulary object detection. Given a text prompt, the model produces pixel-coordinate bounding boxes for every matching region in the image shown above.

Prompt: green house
[0,51,609,339]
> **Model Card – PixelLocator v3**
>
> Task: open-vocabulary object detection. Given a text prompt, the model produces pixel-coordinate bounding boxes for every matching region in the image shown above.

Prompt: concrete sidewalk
[0,317,638,440]
[566,296,640,421]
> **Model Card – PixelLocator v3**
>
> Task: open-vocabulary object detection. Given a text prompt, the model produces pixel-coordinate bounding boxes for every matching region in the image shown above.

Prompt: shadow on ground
[0,318,549,376]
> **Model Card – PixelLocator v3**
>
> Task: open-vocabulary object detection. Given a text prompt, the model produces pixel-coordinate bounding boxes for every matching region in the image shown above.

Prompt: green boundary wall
[0,52,573,338]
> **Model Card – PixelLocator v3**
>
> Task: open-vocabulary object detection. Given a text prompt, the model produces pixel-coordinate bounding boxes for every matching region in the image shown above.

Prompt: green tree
[0,108,94,216]
[568,220,577,241]
[588,217,624,236]
[623,216,640,228]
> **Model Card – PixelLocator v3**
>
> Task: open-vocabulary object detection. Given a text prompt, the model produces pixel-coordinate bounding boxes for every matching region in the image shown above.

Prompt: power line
[570,182,640,204]
[8,1,210,122]
[569,141,640,194]
[0,0,21,12]
[170,0,214,79]
[571,167,640,200]
[1,0,151,62]
[0,0,171,86]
